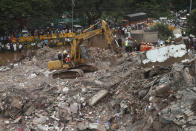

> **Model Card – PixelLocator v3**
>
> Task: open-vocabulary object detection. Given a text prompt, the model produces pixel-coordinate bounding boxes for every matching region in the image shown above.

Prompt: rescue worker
[124,38,129,52]
[165,39,169,45]
[65,54,71,63]
[58,51,62,60]
[132,40,137,51]
[140,42,147,52]
[128,37,133,52]
[136,41,141,51]
[63,50,68,62]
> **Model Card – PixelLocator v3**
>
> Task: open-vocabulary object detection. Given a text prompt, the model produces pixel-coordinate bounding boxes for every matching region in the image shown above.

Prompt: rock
[37,124,49,131]
[81,87,87,93]
[183,67,194,86]
[27,73,37,79]
[77,121,89,130]
[25,105,35,116]
[70,103,79,114]
[4,120,9,124]
[187,116,196,125]
[62,87,69,93]
[89,123,99,129]
[10,96,23,109]
[153,82,171,96]
[77,121,106,131]
[33,116,48,124]
[13,116,22,123]
[138,90,147,98]
[89,90,108,106]
[94,80,104,86]
[32,56,37,64]
[172,63,184,82]
[0,66,11,72]
[185,126,196,131]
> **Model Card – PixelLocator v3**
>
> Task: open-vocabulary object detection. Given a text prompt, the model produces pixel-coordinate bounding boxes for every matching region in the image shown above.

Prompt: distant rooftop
[124,12,147,18]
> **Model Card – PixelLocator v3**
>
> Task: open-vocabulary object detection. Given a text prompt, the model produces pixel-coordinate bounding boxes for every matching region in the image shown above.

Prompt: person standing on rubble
[6,43,10,51]
[128,37,133,52]
[132,40,137,51]
[65,54,71,63]
[63,50,68,63]
[124,38,129,52]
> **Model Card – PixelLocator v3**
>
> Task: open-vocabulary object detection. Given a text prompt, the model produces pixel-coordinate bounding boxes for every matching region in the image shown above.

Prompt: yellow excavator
[48,20,116,79]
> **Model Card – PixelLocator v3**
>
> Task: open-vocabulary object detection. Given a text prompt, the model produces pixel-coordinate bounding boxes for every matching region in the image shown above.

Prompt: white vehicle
[73,25,83,33]
[21,29,30,37]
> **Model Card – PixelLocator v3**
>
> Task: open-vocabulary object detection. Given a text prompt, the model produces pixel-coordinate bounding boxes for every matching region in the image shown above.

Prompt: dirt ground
[0,39,196,131]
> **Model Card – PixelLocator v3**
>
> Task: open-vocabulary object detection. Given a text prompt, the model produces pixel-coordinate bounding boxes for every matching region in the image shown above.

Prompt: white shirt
[19,44,22,49]
[13,44,17,51]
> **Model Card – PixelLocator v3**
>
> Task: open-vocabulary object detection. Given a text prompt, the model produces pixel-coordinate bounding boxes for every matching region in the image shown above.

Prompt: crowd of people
[0,23,77,52]
[0,38,70,53]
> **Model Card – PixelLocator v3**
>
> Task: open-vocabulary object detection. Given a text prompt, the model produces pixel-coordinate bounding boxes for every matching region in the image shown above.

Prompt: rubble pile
[33,47,57,68]
[0,46,196,131]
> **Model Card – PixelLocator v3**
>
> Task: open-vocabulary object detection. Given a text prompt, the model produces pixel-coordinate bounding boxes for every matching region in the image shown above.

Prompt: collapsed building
[0,39,196,131]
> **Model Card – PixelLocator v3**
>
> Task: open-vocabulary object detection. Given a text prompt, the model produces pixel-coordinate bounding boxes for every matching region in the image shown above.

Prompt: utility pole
[190,0,192,13]
[72,0,75,34]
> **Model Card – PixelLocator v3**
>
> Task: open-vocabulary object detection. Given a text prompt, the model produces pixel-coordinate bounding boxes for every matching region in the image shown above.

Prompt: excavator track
[52,69,84,79]
[51,65,97,79]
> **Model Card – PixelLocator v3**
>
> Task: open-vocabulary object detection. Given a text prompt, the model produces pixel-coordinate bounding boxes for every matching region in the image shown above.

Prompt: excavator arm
[70,20,114,64]
[101,20,114,47]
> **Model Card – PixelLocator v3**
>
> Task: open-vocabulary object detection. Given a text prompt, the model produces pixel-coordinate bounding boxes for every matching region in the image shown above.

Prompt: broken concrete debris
[0,46,196,130]
[89,89,108,106]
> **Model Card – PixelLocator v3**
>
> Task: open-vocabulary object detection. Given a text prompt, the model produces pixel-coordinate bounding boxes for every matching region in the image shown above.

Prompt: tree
[171,0,189,11]
[148,23,173,40]
[0,0,194,35]
[187,9,196,35]
[0,0,57,35]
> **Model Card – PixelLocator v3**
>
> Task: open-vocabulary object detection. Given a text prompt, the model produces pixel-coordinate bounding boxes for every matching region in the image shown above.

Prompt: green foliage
[187,9,196,35]
[171,0,189,11]
[0,0,195,35]
[0,0,56,34]
[149,23,173,40]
